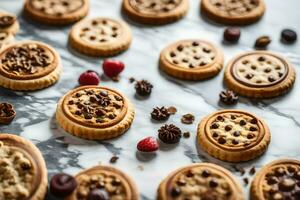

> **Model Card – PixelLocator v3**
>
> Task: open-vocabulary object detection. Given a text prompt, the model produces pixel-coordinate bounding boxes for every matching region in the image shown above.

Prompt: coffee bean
[87,189,109,200]
[224,27,241,43]
[281,29,297,43]
[255,36,271,49]
[50,173,77,198]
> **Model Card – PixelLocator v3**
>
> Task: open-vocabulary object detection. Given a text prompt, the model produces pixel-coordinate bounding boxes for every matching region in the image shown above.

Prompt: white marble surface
[1,0,300,199]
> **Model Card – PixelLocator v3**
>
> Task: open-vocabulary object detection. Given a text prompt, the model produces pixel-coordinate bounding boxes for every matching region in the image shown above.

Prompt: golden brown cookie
[56,86,135,140]
[158,163,244,200]
[122,0,189,25]
[65,165,139,200]
[197,109,271,162]
[224,51,296,98]
[0,11,19,35]
[0,31,14,51]
[159,39,224,80]
[201,0,266,25]
[0,133,48,200]
[24,0,89,25]
[69,17,132,57]
[0,41,62,91]
[251,159,300,200]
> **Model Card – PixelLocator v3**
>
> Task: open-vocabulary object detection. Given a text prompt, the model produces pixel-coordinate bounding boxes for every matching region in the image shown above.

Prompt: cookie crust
[224,51,296,98]
[157,163,244,200]
[197,109,271,162]
[0,133,48,200]
[65,165,139,200]
[69,17,132,57]
[24,0,89,25]
[159,39,224,80]
[122,0,189,25]
[56,86,135,140]
[201,0,266,25]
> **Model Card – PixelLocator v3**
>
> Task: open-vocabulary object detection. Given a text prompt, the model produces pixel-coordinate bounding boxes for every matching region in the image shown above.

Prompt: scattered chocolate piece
[151,107,170,121]
[243,177,249,186]
[254,36,271,49]
[50,173,78,198]
[281,29,297,43]
[167,106,177,115]
[135,80,153,96]
[183,132,190,138]
[219,90,239,105]
[129,77,135,83]
[249,167,256,175]
[87,189,109,200]
[158,124,182,144]
[224,27,241,43]
[109,155,119,164]
[0,103,16,125]
[181,113,195,124]
[0,15,16,28]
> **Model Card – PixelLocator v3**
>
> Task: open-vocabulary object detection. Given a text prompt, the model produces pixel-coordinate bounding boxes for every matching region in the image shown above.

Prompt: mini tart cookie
[0,133,48,200]
[197,109,271,162]
[0,11,19,35]
[65,165,139,200]
[159,40,224,80]
[24,0,89,25]
[224,51,296,98]
[122,0,189,25]
[251,159,300,200]
[0,31,14,50]
[201,0,265,25]
[157,163,244,200]
[69,17,132,57]
[0,41,62,91]
[56,86,135,140]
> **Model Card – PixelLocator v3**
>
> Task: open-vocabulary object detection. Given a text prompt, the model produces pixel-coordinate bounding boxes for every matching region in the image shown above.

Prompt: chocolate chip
[212,132,219,138]
[275,168,286,176]
[247,133,255,139]
[268,76,276,82]
[232,139,239,145]
[217,116,224,121]
[50,173,77,198]
[177,45,184,51]
[223,27,241,43]
[258,56,266,62]
[177,180,186,186]
[68,100,75,105]
[84,113,93,119]
[281,29,297,43]
[186,170,194,177]
[279,179,296,192]
[267,176,278,185]
[209,179,218,188]
[112,178,121,186]
[249,167,256,175]
[170,52,176,57]
[239,120,246,126]
[218,137,226,144]
[264,68,271,73]
[250,127,257,131]
[255,36,271,49]
[250,118,258,124]
[192,41,199,46]
[170,187,181,197]
[211,123,219,129]
[225,125,232,131]
[75,110,82,115]
[202,170,211,178]
[233,131,241,137]
[231,115,236,120]
[90,96,97,103]
[87,189,109,200]
[245,73,254,79]
[243,178,249,186]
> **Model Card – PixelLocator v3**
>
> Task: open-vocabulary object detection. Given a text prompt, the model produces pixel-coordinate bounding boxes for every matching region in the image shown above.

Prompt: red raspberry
[137,137,159,152]
[102,60,125,78]
[78,70,100,86]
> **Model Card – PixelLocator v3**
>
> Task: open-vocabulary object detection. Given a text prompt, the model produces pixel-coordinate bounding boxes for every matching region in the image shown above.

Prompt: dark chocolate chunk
[223,27,241,43]
[50,173,77,198]
[87,189,109,200]
[281,29,297,43]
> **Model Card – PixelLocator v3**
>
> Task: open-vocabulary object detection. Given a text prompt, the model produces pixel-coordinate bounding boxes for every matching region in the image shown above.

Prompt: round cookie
[201,0,266,25]
[224,51,296,98]
[157,163,244,200]
[160,39,224,80]
[56,86,135,140]
[0,41,62,91]
[251,159,300,200]
[0,11,19,35]
[0,133,48,200]
[65,165,139,200]
[0,31,14,50]
[69,17,132,57]
[122,0,189,25]
[197,109,271,162]
[24,0,89,25]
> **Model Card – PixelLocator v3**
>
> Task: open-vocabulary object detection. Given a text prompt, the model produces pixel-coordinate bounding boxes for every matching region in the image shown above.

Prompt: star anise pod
[219,90,239,105]
[151,107,170,121]
[135,80,153,96]
[158,124,182,144]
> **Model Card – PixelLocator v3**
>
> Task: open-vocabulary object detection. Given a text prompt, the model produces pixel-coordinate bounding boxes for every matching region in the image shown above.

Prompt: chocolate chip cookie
[24,0,89,25]
[65,165,139,200]
[224,51,296,98]
[69,17,132,56]
[157,163,244,200]
[56,86,135,140]
[0,133,48,200]
[159,40,224,80]
[251,159,300,200]
[197,109,271,162]
[0,11,19,35]
[201,0,266,25]
[122,0,189,25]
[0,41,62,91]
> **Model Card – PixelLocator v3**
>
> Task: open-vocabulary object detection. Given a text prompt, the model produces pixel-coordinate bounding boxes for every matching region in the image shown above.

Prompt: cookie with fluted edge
[65,165,139,200]
[24,0,89,25]
[224,51,296,98]
[0,133,48,200]
[160,39,224,80]
[0,31,14,50]
[0,11,19,35]
[251,159,300,200]
[157,163,244,200]
[0,41,62,91]
[69,17,132,57]
[122,0,189,25]
[201,0,265,25]
[56,86,135,140]
[197,109,271,162]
